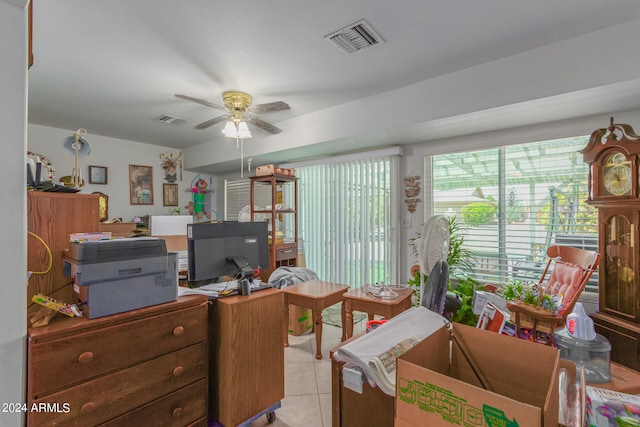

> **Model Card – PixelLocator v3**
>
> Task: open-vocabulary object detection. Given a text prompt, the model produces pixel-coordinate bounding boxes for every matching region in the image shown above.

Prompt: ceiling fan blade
[175,94,226,111]
[247,117,282,134]
[194,115,228,130]
[249,101,290,114]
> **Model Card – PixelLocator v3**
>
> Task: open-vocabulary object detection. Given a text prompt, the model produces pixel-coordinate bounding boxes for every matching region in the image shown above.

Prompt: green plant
[461,202,496,226]
[501,279,563,315]
[449,276,483,326]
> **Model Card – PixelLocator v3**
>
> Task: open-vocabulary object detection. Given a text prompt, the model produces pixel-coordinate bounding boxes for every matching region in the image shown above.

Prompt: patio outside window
[428,135,599,292]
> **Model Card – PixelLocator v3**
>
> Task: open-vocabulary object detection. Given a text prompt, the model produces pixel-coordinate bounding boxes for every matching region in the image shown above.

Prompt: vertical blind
[428,135,599,291]
[297,156,392,288]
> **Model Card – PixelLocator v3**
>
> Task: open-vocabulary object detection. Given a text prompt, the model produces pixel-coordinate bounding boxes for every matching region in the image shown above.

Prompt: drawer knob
[173,326,184,337]
[172,407,183,418]
[80,402,95,414]
[172,366,184,377]
[78,351,94,364]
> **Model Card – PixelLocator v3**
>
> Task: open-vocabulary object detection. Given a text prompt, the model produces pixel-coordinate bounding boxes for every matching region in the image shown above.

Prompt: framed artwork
[129,164,154,205]
[163,183,179,206]
[88,165,108,184]
[92,192,109,222]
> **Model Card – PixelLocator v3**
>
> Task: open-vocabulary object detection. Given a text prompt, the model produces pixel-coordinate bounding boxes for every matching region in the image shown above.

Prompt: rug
[322,304,367,328]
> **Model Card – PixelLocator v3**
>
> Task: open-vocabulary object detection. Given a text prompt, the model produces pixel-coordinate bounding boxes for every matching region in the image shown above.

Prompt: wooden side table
[342,286,413,339]
[282,280,349,359]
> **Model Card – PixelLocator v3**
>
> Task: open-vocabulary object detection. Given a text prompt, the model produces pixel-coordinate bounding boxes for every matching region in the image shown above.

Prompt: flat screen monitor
[187,221,269,285]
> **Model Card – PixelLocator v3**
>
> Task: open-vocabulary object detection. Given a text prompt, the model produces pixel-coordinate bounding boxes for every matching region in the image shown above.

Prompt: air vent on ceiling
[154,114,187,125]
[325,19,384,54]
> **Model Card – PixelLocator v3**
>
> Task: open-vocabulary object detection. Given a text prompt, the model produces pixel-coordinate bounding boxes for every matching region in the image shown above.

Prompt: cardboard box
[288,304,312,336]
[396,323,564,427]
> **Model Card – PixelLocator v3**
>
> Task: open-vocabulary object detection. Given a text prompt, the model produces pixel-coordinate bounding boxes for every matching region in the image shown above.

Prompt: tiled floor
[250,305,367,427]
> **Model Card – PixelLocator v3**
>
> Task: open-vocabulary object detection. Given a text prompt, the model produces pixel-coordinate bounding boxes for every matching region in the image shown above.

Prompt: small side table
[342,286,413,339]
[282,280,349,359]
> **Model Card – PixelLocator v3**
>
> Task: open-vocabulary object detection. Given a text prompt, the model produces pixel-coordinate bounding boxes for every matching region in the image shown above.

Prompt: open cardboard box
[396,322,578,427]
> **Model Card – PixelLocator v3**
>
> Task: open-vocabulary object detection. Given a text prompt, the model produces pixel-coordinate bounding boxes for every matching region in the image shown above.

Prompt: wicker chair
[506,245,601,344]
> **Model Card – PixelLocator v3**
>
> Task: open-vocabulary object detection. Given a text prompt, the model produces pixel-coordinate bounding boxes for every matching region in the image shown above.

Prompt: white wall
[28,124,218,222]
[1,0,28,425]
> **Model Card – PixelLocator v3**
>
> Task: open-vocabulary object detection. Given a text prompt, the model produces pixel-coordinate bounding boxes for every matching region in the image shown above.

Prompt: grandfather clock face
[601,151,632,197]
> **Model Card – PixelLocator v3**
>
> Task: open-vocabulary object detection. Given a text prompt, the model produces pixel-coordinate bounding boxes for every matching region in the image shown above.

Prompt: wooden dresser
[26,295,209,426]
[208,288,284,426]
[27,192,100,311]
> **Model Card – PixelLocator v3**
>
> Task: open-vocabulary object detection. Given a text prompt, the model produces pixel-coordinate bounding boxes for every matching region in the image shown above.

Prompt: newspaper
[334,306,447,396]
[368,337,420,393]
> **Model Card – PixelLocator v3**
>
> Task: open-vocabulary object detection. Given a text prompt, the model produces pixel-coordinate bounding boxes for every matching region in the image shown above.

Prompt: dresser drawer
[28,302,207,398]
[99,378,208,427]
[275,245,297,261]
[28,342,207,426]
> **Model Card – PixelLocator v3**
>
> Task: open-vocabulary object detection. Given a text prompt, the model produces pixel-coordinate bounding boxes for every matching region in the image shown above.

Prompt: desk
[283,280,349,359]
[591,362,640,394]
[342,286,413,339]
[208,288,284,426]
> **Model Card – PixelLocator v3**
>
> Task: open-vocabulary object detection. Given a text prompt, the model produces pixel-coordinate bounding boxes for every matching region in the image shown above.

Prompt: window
[297,156,394,287]
[428,135,599,291]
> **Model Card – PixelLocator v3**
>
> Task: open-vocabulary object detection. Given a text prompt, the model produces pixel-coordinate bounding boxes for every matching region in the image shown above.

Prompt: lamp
[221,119,252,139]
[61,128,92,188]
[237,121,252,139]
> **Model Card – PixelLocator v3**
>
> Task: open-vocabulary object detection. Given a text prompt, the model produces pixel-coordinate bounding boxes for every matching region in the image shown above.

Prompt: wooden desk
[283,280,349,359]
[208,288,284,427]
[590,362,640,394]
[342,286,413,339]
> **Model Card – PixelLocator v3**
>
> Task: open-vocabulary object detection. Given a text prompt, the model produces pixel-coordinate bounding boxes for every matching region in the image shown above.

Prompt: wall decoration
[129,164,154,205]
[160,152,182,182]
[88,165,108,184]
[404,174,422,213]
[163,183,179,206]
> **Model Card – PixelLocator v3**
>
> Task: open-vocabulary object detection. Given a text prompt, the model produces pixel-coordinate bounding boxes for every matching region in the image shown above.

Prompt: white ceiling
[28,1,640,174]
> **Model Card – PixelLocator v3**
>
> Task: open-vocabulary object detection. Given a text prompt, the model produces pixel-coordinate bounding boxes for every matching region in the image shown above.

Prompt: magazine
[334,306,447,396]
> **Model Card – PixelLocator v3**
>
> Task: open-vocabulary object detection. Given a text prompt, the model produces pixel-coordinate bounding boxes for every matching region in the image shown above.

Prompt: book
[476,301,507,334]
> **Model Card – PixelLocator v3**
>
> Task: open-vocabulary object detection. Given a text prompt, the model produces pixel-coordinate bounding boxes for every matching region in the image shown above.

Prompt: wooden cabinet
[582,118,640,370]
[250,174,298,278]
[208,288,284,426]
[27,192,100,311]
[27,295,209,426]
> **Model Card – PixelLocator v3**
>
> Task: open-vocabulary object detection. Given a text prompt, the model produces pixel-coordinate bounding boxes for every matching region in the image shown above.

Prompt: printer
[63,237,178,319]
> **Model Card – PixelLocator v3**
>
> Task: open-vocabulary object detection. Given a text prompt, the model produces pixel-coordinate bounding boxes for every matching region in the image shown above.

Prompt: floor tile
[285,361,318,396]
[314,361,332,394]
[250,394,323,427]
[318,393,332,427]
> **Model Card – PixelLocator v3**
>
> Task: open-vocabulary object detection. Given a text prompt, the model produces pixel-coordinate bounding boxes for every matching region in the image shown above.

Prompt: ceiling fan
[175,91,290,134]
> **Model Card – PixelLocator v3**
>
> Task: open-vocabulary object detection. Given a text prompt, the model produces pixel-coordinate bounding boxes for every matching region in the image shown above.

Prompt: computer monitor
[187,221,269,285]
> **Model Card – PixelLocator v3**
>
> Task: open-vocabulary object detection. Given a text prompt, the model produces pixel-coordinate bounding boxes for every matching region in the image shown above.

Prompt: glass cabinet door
[603,213,636,317]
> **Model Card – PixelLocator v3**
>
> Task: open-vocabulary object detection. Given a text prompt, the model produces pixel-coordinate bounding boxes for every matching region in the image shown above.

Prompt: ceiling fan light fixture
[222,120,237,137]
[237,121,252,139]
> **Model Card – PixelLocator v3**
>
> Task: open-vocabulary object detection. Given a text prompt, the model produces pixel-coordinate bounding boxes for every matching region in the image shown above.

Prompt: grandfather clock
[582,117,640,370]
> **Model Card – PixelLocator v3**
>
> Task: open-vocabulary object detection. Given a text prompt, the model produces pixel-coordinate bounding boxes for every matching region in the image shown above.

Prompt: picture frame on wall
[163,183,179,206]
[129,164,154,205]
[88,165,108,184]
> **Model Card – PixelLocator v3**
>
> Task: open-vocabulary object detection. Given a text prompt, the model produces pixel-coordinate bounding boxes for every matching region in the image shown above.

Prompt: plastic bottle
[566,302,596,340]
